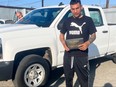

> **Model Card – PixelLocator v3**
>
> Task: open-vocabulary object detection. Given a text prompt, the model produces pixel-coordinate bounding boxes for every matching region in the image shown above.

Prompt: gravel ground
[0,56,116,87]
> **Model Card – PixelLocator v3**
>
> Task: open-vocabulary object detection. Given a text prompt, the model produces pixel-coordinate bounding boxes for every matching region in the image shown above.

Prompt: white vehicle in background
[103,7,116,24]
[0,19,14,24]
[0,5,116,87]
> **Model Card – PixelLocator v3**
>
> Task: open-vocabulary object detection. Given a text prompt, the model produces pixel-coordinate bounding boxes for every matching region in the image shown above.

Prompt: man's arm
[88,33,96,44]
[59,33,70,51]
[78,33,96,51]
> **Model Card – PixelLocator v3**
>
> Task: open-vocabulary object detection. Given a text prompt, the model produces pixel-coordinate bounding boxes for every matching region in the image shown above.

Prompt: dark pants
[63,51,89,87]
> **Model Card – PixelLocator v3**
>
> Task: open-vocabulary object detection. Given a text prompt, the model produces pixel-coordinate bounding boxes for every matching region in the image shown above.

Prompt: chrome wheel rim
[24,64,45,87]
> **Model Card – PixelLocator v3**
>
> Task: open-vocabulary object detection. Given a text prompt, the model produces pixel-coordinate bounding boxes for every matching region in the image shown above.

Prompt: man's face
[16,12,22,19]
[70,3,82,17]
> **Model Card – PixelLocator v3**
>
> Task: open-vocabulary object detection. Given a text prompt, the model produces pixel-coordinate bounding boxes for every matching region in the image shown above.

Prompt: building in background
[0,5,34,24]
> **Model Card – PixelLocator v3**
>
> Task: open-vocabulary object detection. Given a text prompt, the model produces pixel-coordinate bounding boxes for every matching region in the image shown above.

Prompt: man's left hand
[78,41,90,51]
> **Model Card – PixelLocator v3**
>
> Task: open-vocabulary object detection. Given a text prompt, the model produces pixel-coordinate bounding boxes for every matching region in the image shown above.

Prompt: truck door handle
[102,30,108,33]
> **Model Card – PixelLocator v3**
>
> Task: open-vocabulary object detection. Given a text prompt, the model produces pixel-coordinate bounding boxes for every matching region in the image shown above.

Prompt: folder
[65,38,84,50]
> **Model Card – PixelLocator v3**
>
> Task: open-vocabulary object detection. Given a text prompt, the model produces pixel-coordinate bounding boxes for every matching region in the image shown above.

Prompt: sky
[0,0,115,8]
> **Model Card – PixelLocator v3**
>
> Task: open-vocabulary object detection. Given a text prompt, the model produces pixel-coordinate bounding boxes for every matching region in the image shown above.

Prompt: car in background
[0,19,14,24]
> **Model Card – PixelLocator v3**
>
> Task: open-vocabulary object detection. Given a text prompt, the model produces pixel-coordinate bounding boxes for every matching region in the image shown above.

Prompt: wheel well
[12,47,52,80]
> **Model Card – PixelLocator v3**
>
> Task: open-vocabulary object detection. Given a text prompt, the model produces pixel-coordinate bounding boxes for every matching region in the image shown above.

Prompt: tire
[111,53,116,64]
[0,21,4,24]
[13,54,50,87]
[112,57,116,64]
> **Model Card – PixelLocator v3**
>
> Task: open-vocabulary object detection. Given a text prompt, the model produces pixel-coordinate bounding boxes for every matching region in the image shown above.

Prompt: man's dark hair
[70,0,81,5]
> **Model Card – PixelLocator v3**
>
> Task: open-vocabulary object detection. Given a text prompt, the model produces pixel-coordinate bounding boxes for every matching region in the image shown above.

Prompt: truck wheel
[111,54,116,64]
[112,57,116,64]
[13,54,50,87]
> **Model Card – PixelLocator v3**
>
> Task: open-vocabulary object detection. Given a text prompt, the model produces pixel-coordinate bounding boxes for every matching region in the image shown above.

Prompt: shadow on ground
[43,67,65,87]
[41,67,80,87]
[89,56,114,87]
[41,56,115,87]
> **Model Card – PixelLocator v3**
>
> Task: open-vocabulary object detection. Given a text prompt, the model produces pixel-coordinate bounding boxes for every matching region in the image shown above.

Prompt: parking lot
[0,56,116,87]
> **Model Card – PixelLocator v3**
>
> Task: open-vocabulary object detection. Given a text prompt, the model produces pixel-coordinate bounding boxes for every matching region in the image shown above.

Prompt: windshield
[16,8,63,27]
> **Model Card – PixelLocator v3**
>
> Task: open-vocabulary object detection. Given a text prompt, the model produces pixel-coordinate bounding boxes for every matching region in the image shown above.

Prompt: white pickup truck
[0,5,116,87]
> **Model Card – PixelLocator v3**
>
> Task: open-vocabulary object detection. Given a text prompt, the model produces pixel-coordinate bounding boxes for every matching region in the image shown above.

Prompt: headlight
[0,38,2,59]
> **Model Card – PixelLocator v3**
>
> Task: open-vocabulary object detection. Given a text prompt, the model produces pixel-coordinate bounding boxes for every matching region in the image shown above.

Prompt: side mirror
[57,23,63,30]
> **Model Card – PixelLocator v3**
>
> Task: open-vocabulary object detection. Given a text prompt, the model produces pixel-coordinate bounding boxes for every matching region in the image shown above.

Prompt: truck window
[16,8,63,27]
[89,8,103,27]
[58,9,85,30]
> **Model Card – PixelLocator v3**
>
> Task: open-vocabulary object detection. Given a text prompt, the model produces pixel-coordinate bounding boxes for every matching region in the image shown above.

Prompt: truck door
[87,8,109,60]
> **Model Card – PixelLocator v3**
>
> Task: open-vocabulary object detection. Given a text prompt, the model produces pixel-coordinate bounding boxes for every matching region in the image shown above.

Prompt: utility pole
[42,0,44,7]
[106,0,109,8]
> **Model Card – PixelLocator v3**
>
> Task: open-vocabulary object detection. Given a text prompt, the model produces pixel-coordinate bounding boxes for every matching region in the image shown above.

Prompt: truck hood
[0,24,54,41]
[0,24,40,33]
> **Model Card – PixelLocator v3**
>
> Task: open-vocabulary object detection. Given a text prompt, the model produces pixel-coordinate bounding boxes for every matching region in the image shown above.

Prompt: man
[59,0,97,87]
[15,11,23,20]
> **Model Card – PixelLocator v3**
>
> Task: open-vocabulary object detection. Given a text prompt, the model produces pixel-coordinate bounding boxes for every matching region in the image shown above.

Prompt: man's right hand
[60,33,70,51]
[64,46,70,51]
